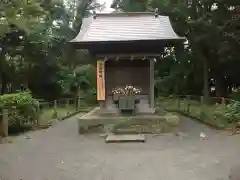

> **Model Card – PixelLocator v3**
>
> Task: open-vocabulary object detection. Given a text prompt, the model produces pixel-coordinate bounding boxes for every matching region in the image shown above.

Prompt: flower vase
[118,95,136,111]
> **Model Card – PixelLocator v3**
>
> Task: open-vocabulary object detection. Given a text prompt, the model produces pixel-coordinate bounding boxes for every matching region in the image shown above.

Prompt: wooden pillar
[149,58,155,108]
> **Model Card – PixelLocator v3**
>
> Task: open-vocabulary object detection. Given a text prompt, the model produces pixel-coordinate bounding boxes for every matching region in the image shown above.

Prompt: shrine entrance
[105,59,150,109]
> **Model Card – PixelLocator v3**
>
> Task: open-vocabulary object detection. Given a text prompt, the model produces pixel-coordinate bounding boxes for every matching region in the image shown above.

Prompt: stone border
[37,107,95,129]
[78,107,100,119]
[106,134,146,143]
[77,108,180,134]
[61,107,94,121]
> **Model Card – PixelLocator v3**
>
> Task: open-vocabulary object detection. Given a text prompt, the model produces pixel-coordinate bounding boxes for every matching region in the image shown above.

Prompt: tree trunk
[202,57,210,103]
[0,66,7,95]
[215,75,226,97]
[76,85,81,110]
[0,48,7,95]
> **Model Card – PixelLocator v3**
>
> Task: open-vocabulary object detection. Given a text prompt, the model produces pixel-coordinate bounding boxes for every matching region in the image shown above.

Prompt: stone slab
[105,134,145,143]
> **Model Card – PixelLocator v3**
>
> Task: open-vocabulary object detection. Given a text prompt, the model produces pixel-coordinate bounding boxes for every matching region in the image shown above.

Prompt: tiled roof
[70,12,184,43]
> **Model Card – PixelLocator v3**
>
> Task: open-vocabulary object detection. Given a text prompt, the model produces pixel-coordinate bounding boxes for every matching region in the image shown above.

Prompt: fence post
[77,96,80,111]
[221,97,226,105]
[200,96,204,104]
[177,96,180,109]
[65,99,69,108]
[54,100,57,109]
[200,96,204,114]
[36,104,40,126]
[53,100,58,118]
[65,99,70,115]
[187,95,190,113]
[0,109,8,137]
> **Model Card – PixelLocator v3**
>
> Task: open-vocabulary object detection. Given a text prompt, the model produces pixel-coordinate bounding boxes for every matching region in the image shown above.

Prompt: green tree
[0,0,102,100]
[112,0,240,100]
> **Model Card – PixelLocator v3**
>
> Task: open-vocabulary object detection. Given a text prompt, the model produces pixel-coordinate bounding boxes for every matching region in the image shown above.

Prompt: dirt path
[0,114,240,180]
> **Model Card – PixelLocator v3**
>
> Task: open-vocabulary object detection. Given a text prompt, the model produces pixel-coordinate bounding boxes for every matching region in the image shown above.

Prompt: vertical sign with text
[97,60,105,100]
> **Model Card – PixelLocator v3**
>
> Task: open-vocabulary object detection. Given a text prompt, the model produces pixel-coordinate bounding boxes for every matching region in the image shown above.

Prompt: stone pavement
[0,114,240,180]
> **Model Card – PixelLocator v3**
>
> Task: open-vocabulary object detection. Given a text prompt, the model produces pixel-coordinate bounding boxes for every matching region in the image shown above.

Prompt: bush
[214,101,240,124]
[0,92,39,127]
[230,91,240,101]
[83,88,97,105]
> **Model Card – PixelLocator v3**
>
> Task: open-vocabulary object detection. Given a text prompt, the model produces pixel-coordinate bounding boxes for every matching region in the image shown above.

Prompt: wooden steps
[105,134,145,143]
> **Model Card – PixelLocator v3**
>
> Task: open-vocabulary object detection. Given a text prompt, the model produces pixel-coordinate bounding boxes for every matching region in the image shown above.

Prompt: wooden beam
[95,53,162,59]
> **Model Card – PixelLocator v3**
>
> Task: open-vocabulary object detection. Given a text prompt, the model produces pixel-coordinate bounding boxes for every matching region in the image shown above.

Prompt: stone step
[105,134,145,143]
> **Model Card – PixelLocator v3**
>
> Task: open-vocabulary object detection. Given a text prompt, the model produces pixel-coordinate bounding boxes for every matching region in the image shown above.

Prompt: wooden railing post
[36,104,40,126]
[53,100,58,118]
[65,99,69,108]
[65,99,70,115]
[54,100,57,109]
[200,96,204,104]
[200,96,204,114]
[77,96,80,111]
[221,97,226,105]
[187,95,190,113]
[0,109,8,137]
[177,98,180,109]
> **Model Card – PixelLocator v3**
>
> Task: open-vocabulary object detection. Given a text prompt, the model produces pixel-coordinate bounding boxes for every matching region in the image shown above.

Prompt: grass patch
[39,106,93,126]
[112,115,180,134]
[156,97,228,129]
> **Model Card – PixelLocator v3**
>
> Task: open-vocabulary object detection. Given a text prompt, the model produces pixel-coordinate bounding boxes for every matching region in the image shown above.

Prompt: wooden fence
[0,97,95,137]
[157,95,238,129]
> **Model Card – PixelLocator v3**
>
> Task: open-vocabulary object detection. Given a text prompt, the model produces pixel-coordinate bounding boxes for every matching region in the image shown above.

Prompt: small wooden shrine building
[70,11,184,113]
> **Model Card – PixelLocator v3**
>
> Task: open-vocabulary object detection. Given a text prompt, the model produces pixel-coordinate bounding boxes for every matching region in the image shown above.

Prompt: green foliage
[157,96,229,128]
[214,101,240,124]
[0,92,39,126]
[0,0,45,36]
[52,110,58,119]
[83,89,97,105]
[73,64,95,91]
[58,64,96,97]
[0,0,101,100]
[230,91,240,101]
[114,0,240,98]
[0,0,102,134]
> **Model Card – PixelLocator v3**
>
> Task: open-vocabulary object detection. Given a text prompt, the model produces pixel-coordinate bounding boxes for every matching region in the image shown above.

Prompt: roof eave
[69,37,186,47]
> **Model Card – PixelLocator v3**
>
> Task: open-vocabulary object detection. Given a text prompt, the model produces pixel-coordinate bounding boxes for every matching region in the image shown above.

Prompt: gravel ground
[0,115,240,180]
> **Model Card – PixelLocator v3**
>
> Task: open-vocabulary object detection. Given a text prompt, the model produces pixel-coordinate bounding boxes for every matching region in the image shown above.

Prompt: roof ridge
[96,12,155,17]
